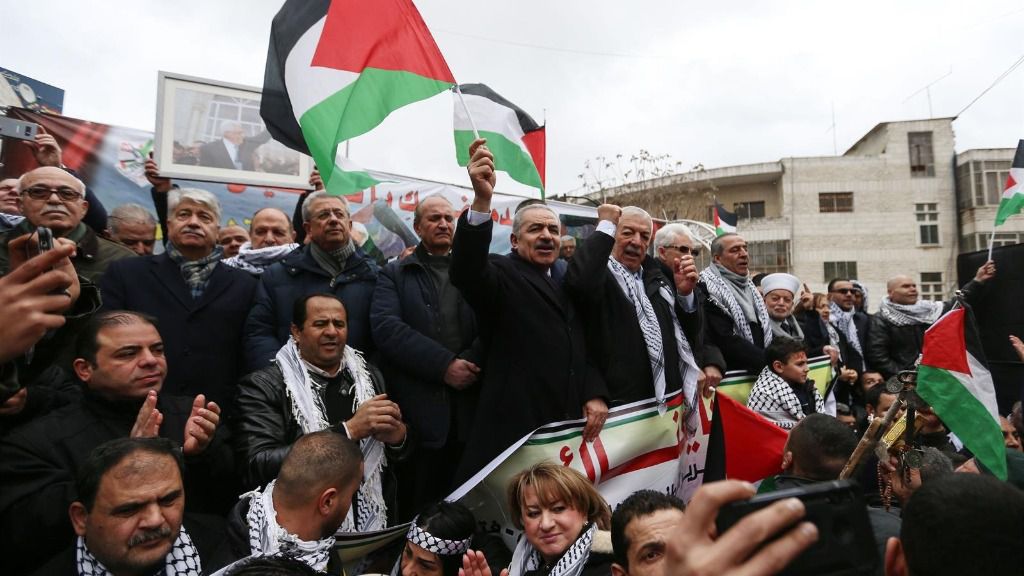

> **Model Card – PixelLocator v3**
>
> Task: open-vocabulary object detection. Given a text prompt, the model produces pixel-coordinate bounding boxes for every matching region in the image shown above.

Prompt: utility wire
[955,52,1024,118]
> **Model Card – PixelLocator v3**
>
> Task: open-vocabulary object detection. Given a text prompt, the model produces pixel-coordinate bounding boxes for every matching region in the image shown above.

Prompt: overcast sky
[3,0,1023,197]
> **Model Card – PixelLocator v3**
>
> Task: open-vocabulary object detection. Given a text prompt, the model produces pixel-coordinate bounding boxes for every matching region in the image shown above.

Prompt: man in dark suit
[100,188,257,410]
[565,204,704,409]
[197,122,270,171]
[370,195,481,515]
[450,139,608,484]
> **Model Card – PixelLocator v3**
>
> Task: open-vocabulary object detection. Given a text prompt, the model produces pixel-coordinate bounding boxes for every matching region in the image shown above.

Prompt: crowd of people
[0,132,1021,576]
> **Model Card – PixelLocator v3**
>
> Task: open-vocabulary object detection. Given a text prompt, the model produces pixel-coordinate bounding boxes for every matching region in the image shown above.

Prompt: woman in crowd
[502,462,613,576]
[393,501,477,576]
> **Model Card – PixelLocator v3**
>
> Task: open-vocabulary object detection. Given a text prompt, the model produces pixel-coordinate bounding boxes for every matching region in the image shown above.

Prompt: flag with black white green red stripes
[453,83,546,196]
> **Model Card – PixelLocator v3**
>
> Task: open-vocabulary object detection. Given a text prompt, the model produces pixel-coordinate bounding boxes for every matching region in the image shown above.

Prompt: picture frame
[154,71,312,189]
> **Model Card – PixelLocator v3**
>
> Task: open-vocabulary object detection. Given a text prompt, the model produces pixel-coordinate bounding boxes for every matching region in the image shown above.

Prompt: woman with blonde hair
[498,461,613,576]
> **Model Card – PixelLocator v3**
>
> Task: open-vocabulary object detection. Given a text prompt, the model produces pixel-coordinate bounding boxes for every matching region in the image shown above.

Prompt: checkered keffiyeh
[75,526,201,576]
[406,520,472,556]
[608,258,667,406]
[508,522,596,576]
[700,266,773,348]
[244,480,334,571]
[747,367,824,430]
[829,301,863,356]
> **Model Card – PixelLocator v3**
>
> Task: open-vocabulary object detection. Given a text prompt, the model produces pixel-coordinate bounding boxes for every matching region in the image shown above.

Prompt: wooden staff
[839,394,904,480]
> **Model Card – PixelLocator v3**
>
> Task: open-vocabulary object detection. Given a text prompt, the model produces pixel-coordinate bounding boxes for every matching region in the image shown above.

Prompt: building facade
[588,118,1018,309]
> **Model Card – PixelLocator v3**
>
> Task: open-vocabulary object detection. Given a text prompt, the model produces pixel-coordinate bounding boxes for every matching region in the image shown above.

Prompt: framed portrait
[154,71,312,188]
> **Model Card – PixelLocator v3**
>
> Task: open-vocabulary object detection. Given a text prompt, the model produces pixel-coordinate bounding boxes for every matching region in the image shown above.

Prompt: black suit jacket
[565,231,702,406]
[99,254,258,409]
[450,214,607,483]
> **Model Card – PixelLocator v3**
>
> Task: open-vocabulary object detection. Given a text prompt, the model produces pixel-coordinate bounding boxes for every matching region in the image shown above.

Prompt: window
[202,95,264,142]
[819,192,854,213]
[915,203,939,245]
[824,261,858,280]
[748,240,789,274]
[734,201,765,220]
[908,132,935,177]
[920,272,944,301]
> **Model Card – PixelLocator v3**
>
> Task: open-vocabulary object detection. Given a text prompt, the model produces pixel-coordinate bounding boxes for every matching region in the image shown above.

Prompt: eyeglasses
[21,185,83,202]
[831,288,856,295]
[665,245,701,257]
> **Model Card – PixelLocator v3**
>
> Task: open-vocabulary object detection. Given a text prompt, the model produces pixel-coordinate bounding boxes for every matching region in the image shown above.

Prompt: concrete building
[587,118,1019,309]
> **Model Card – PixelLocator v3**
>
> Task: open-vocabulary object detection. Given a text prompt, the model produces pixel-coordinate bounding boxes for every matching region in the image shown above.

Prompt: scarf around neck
[509,522,596,576]
[274,339,387,533]
[166,243,223,300]
[311,240,356,277]
[76,526,201,576]
[878,297,944,327]
[223,242,299,274]
[770,315,805,341]
[700,264,773,348]
[828,301,863,356]
[747,367,824,430]
[243,480,334,571]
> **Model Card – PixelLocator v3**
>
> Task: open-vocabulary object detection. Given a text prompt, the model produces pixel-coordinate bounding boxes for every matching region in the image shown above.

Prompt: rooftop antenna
[903,67,953,118]
[824,101,838,155]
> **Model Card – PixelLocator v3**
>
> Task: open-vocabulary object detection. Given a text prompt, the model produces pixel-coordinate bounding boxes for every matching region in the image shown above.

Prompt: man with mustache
[30,437,232,576]
[99,189,258,409]
[699,233,773,372]
[0,167,134,283]
[0,312,231,575]
[449,139,608,484]
[565,204,704,411]
[245,191,378,371]
[234,293,407,532]
[370,195,482,513]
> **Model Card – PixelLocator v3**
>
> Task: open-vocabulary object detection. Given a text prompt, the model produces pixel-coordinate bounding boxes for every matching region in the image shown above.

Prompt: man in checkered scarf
[43,438,209,576]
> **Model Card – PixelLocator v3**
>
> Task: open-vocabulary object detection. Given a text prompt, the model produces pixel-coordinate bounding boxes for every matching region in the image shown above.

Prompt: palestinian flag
[704,393,789,483]
[454,83,545,196]
[262,0,455,194]
[713,200,737,236]
[995,140,1024,226]
[917,305,1006,480]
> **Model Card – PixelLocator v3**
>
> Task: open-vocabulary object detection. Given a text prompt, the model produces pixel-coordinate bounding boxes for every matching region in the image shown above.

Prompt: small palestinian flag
[261,0,455,194]
[454,84,546,196]
[995,139,1024,226]
[917,304,1006,480]
[704,392,789,483]
[713,200,737,236]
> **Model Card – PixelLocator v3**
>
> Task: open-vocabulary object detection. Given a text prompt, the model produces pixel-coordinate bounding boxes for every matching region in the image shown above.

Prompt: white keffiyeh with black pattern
[243,479,334,571]
[76,527,200,576]
[700,265,772,348]
[508,523,596,576]
[276,339,388,533]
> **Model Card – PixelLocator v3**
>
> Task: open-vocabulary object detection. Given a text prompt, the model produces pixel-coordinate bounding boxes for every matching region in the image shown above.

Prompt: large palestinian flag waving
[262,0,455,194]
[917,305,1006,480]
[453,83,546,195]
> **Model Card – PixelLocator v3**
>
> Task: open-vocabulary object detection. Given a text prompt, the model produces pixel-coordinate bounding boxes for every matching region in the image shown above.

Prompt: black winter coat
[702,282,767,373]
[99,254,258,409]
[564,231,703,406]
[866,280,986,379]
[449,214,607,485]
[369,248,481,449]
[245,244,378,372]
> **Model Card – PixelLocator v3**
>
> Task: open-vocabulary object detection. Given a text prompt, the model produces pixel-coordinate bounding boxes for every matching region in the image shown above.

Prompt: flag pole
[453,84,481,140]
[987,228,997,261]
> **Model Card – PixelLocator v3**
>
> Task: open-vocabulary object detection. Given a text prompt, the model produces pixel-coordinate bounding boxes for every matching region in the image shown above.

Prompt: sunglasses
[831,288,856,295]
[665,245,701,257]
